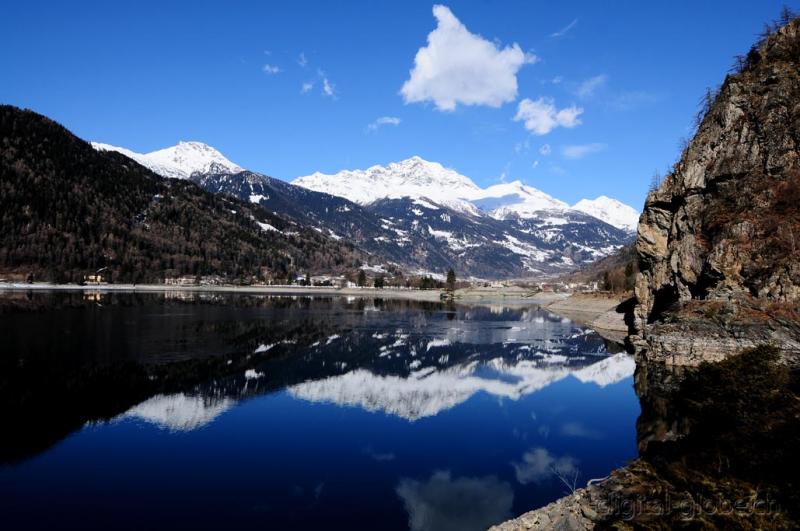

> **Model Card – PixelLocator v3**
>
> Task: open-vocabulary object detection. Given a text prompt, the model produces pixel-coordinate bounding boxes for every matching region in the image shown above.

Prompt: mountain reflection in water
[0,291,639,531]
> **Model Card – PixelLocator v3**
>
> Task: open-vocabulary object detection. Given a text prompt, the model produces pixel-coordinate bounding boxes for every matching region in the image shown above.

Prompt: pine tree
[446,268,456,291]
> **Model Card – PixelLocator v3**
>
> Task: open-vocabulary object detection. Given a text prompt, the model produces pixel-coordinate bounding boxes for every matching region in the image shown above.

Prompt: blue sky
[1,1,796,208]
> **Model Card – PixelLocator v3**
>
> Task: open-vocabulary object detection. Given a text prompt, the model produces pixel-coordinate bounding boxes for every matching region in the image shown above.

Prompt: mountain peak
[466,180,569,218]
[93,141,242,180]
[572,196,639,231]
[292,157,480,213]
[293,157,639,227]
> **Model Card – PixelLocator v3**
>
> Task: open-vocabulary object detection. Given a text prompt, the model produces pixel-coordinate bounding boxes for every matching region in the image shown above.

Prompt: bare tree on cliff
[649,170,662,193]
[779,5,796,25]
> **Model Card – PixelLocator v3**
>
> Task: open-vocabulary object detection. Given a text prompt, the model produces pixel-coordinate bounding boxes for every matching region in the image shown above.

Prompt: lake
[0,291,640,530]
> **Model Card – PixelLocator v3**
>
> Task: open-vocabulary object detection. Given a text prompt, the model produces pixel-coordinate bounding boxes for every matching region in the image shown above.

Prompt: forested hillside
[0,106,362,283]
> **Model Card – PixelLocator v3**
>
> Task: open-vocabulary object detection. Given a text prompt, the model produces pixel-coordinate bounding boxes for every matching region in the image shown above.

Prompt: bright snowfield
[572,196,641,233]
[293,157,640,232]
[292,156,483,216]
[92,141,243,180]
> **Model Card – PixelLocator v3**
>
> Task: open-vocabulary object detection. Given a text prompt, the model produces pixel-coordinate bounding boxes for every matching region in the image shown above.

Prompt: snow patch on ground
[249,194,266,204]
[257,221,279,233]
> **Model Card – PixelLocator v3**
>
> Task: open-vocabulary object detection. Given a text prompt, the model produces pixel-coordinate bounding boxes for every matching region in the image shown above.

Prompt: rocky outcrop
[488,485,599,530]
[494,17,800,531]
[631,18,800,363]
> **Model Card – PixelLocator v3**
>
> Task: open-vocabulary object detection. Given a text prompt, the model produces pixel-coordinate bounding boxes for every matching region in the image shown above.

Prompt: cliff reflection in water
[596,347,800,528]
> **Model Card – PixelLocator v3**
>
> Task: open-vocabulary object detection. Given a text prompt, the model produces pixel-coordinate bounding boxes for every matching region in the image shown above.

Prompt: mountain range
[93,141,638,278]
[293,158,639,232]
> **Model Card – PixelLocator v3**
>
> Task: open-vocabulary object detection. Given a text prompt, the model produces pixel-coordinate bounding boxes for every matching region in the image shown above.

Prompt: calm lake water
[0,291,640,530]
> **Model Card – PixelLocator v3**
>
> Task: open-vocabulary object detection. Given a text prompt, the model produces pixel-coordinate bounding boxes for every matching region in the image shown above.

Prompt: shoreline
[0,282,582,306]
[544,293,629,345]
[0,282,447,302]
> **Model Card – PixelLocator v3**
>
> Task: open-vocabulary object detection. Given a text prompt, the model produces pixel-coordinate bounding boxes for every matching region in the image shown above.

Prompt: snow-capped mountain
[92,141,243,180]
[293,157,638,230]
[361,196,630,277]
[190,169,625,277]
[466,180,570,217]
[94,141,636,278]
[293,156,482,215]
[572,196,640,232]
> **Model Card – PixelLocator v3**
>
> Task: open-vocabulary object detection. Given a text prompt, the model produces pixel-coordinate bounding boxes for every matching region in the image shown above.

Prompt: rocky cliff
[631,17,800,364]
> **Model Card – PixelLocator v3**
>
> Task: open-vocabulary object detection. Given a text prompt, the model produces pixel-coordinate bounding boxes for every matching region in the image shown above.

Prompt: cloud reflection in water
[396,470,514,531]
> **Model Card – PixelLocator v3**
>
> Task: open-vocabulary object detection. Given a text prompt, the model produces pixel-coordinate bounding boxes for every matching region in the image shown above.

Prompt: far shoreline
[0,282,447,302]
[0,282,573,306]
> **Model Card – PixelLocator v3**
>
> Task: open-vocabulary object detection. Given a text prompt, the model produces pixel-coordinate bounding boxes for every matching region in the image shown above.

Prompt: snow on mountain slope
[572,196,640,232]
[465,180,570,220]
[92,141,243,180]
[290,156,637,275]
[92,138,637,277]
[292,156,481,215]
[294,157,638,228]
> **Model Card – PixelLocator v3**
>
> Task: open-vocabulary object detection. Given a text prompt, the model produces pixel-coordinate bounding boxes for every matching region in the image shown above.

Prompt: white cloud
[576,74,607,99]
[551,19,578,38]
[400,5,534,111]
[538,143,551,156]
[367,116,402,132]
[396,471,514,531]
[322,76,335,97]
[562,143,607,159]
[299,66,336,98]
[550,76,563,84]
[298,52,308,67]
[262,64,281,74]
[514,98,583,135]
[532,160,539,169]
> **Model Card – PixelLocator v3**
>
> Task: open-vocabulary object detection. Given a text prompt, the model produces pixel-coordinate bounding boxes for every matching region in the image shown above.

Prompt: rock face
[488,486,598,530]
[631,18,800,363]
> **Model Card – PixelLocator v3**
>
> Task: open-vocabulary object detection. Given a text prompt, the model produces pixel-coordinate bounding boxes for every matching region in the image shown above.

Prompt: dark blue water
[0,292,639,530]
